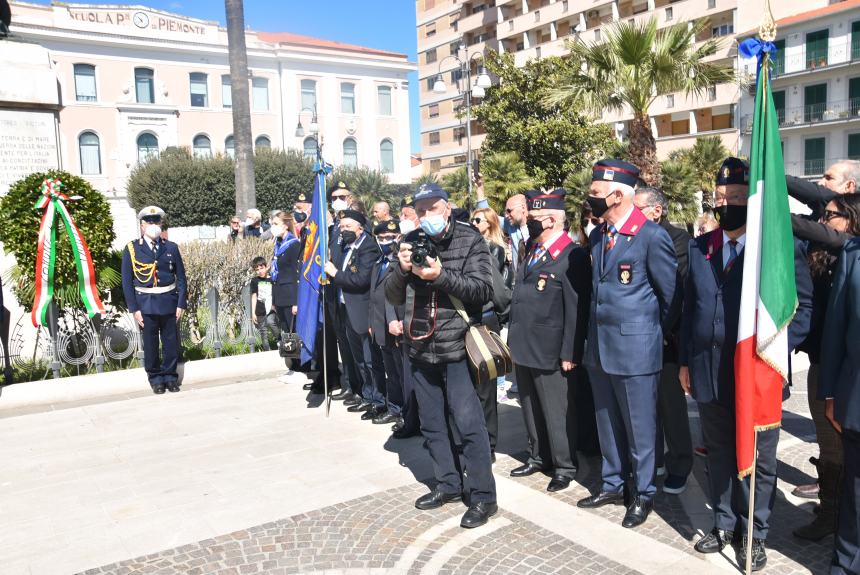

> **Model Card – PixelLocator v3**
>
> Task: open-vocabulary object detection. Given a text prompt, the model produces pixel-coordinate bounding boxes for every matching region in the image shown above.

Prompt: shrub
[254,148,315,216]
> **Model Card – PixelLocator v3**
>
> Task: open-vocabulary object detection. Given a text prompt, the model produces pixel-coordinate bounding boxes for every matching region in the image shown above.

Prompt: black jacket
[786,175,837,220]
[330,231,380,334]
[272,237,302,307]
[369,255,403,348]
[386,221,493,364]
[660,219,691,363]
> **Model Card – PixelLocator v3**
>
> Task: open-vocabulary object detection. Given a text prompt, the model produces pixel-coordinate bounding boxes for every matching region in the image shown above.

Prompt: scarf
[271,233,298,281]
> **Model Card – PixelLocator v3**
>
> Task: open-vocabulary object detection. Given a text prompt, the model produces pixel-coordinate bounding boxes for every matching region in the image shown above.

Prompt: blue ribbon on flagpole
[740,37,778,86]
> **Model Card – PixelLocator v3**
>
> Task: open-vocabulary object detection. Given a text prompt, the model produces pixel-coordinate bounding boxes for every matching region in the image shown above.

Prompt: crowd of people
[122,156,860,574]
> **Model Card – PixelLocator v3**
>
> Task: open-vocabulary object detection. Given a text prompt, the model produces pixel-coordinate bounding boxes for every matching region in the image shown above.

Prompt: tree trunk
[628,114,661,187]
[225,0,255,214]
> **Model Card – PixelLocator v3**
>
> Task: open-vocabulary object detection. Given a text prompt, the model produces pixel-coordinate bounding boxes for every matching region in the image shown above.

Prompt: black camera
[410,232,437,268]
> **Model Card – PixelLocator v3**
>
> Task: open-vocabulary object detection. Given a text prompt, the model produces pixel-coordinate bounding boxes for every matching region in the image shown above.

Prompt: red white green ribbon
[32,178,105,327]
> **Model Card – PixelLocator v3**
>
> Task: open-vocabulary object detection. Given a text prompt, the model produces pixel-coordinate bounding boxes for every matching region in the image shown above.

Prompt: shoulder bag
[449,294,513,386]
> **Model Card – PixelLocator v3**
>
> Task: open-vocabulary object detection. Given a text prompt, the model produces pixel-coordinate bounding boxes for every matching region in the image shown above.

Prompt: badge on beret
[387,221,397,231]
[536,274,548,292]
[603,169,615,181]
[338,181,347,188]
[619,263,632,285]
[337,210,346,220]
[722,166,730,179]
[404,195,413,204]
[298,193,307,202]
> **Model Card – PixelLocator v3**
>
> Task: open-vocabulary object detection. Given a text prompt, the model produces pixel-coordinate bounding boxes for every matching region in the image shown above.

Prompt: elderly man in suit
[577,159,677,529]
[680,157,812,571]
[820,237,860,575]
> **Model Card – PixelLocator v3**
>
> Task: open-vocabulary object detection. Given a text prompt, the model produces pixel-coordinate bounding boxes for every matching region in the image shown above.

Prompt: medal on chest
[618,263,633,285]
[536,273,548,292]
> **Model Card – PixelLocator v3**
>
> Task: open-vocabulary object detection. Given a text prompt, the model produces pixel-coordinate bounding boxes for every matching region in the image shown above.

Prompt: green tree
[475,51,616,189]
[327,166,397,210]
[441,167,469,208]
[668,135,728,208]
[479,151,535,212]
[547,18,735,186]
[254,147,314,215]
[414,173,439,186]
[659,158,700,224]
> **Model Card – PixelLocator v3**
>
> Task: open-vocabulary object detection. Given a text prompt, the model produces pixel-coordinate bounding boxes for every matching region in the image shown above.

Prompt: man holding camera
[385,183,497,529]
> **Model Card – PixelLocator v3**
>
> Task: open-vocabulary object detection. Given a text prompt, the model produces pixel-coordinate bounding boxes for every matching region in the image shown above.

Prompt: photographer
[385,183,497,529]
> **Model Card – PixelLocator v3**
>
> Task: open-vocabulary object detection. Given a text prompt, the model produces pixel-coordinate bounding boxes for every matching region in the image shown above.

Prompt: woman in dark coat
[269,212,302,339]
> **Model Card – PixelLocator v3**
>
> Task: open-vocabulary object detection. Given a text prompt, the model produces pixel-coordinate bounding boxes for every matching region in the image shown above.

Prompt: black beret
[716,157,749,186]
[338,209,367,227]
[296,192,309,203]
[373,219,400,235]
[528,188,566,211]
[592,159,640,188]
[400,194,415,208]
[327,180,351,200]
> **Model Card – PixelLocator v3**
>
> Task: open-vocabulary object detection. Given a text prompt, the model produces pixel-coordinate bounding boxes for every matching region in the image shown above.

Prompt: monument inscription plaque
[0,110,59,195]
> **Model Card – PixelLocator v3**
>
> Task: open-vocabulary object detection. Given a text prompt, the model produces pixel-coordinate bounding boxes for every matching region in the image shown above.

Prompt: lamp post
[294,105,322,159]
[431,41,492,208]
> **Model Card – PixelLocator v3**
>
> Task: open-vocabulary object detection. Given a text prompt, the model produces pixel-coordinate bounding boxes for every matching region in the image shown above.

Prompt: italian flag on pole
[735,52,798,478]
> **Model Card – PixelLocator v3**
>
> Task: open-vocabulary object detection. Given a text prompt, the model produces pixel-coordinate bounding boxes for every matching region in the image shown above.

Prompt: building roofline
[741,0,860,37]
[257,32,408,60]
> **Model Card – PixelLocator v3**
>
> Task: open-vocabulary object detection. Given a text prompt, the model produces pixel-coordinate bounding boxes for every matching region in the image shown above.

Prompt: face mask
[420,214,447,237]
[586,195,611,219]
[716,205,748,231]
[399,219,416,235]
[526,218,548,240]
[270,224,285,238]
[378,240,396,256]
[244,217,255,227]
[144,224,161,240]
[331,199,349,212]
[293,211,308,223]
[340,230,357,245]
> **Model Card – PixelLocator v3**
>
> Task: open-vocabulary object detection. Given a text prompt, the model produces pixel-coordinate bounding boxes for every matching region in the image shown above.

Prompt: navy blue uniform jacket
[583,207,677,376]
[121,238,188,315]
[819,238,860,432]
[680,229,813,405]
[329,231,380,334]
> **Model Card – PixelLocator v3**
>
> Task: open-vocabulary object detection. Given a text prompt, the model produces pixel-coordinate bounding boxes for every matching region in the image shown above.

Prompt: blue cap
[592,159,640,188]
[527,188,566,211]
[716,157,749,186]
[413,183,449,203]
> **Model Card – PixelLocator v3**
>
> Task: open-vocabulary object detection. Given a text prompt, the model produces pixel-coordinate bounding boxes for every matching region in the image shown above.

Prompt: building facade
[6,1,414,229]
[416,0,824,177]
[739,0,860,179]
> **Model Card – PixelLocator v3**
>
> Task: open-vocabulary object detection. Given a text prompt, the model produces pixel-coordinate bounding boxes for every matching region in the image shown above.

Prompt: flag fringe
[736,422,782,479]
[754,302,798,380]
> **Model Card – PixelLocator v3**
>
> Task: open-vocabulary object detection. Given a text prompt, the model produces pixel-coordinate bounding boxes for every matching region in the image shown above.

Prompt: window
[430,159,441,171]
[804,137,825,176]
[665,7,673,21]
[773,39,785,76]
[450,40,460,55]
[225,135,235,159]
[666,94,674,108]
[850,77,860,116]
[135,67,154,104]
[78,132,100,174]
[535,10,541,22]
[193,135,211,158]
[562,0,568,11]
[453,154,467,164]
[426,22,436,37]
[342,138,358,167]
[380,139,394,173]
[472,3,486,13]
[341,83,356,114]
[73,64,96,102]
[137,133,158,164]
[707,85,717,101]
[190,72,208,107]
[849,133,860,160]
[426,77,436,91]
[453,126,466,142]
[301,79,317,110]
[711,23,733,37]
[303,137,317,160]
[255,136,271,149]
[429,131,440,145]
[806,29,829,69]
[804,83,827,123]
[429,103,439,118]
[594,29,601,42]
[425,48,437,64]
[707,0,715,7]
[252,77,269,111]
[221,75,232,108]
[773,90,786,125]
[378,86,392,116]
[853,21,860,60]
[450,69,464,83]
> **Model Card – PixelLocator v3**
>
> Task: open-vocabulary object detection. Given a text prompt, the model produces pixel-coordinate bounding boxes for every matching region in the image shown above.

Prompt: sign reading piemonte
[63,7,212,38]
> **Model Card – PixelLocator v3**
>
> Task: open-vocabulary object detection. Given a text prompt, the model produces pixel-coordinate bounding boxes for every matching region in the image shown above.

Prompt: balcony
[498,0,570,40]
[766,37,860,79]
[741,99,860,133]
[783,158,834,178]
[514,36,570,65]
[458,6,498,34]
[654,128,739,158]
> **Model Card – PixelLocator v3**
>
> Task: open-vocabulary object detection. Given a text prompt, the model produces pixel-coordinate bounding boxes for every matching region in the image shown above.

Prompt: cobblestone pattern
[78,483,639,575]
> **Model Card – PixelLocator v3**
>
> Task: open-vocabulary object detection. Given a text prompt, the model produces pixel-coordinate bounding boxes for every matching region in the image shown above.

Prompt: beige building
[416,0,827,176]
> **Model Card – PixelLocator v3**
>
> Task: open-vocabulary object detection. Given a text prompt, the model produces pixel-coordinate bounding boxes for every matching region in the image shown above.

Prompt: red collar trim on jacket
[704,229,723,260]
[616,207,648,236]
[544,232,572,260]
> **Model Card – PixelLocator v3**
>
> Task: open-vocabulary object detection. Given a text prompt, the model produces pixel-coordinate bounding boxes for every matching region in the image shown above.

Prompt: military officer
[508,188,591,492]
[577,159,677,529]
[680,158,812,571]
[121,206,188,394]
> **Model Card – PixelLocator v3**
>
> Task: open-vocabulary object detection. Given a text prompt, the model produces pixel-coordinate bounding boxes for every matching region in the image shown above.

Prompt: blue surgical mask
[378,240,395,256]
[419,214,447,236]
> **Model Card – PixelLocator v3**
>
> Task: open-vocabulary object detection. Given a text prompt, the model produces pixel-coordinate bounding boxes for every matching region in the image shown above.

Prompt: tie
[528,244,545,269]
[151,240,158,254]
[725,240,739,273]
[377,259,389,283]
[604,225,617,253]
[516,237,527,269]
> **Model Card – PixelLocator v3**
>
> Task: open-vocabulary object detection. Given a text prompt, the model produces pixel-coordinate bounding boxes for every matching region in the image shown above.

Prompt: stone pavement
[0,365,834,575]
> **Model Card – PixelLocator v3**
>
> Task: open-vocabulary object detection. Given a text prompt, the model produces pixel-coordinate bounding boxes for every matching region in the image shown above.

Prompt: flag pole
[316,143,332,419]
[745,432,757,575]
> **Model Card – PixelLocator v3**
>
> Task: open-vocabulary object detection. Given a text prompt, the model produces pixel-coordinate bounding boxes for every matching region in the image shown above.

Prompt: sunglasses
[823,209,848,222]
[504,208,514,214]
[471,217,484,224]
[332,194,350,200]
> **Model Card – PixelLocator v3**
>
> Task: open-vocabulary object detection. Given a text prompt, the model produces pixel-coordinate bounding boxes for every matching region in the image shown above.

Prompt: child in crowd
[249,256,279,351]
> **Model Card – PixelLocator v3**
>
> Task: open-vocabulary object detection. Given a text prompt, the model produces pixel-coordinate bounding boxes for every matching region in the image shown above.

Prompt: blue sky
[29,0,420,153]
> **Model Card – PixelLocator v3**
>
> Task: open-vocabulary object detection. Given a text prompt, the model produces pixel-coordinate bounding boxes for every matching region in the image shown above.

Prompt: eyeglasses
[504,208,515,214]
[332,194,350,200]
[471,217,484,224]
[823,209,848,222]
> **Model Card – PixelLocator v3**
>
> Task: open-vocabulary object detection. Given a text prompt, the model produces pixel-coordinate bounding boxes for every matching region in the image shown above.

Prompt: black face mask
[340,230,357,245]
[716,205,747,231]
[587,195,610,219]
[293,211,308,223]
[526,218,547,239]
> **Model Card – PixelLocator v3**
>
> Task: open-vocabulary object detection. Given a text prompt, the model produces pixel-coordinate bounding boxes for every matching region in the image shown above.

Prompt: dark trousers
[256,311,279,351]
[575,368,601,456]
[142,313,179,387]
[342,304,384,406]
[334,303,360,396]
[587,365,658,499]
[833,430,860,575]
[311,300,341,387]
[474,373,499,452]
[699,400,779,539]
[655,362,694,477]
[411,358,496,503]
[400,346,420,432]
[515,364,578,478]
[380,345,404,415]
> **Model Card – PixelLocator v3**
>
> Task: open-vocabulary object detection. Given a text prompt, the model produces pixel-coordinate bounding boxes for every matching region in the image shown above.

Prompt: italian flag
[735,52,798,477]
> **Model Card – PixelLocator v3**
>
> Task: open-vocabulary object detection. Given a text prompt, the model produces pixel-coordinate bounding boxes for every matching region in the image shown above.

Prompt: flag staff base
[745,432,758,575]
[321,280,331,418]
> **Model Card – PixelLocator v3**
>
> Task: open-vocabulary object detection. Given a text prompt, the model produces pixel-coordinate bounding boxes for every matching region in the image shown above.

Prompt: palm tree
[660,157,701,224]
[668,135,728,208]
[547,17,735,186]
[480,151,534,212]
[225,0,256,215]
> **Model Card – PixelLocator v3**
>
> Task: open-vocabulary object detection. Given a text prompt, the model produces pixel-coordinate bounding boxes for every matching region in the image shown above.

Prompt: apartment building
[417,0,823,177]
[738,0,860,179]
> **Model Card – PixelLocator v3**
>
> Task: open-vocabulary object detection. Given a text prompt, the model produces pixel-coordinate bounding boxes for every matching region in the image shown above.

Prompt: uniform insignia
[722,166,730,179]
[631,224,638,233]
[338,210,346,220]
[619,263,633,285]
[387,221,397,231]
[338,181,347,188]
[603,169,615,180]
[536,273,548,292]
[298,193,307,202]
[350,264,358,273]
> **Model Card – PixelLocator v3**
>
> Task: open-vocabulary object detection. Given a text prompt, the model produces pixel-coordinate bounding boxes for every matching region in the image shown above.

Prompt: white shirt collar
[722,230,746,250]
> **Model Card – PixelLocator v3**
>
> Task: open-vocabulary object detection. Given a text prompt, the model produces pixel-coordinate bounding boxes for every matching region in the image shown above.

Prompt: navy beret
[592,159,640,188]
[528,188,566,211]
[400,194,415,208]
[716,157,749,186]
[338,209,367,227]
[327,180,351,200]
[373,219,400,235]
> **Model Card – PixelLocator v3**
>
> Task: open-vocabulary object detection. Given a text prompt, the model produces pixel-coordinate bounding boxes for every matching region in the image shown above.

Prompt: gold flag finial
[759,0,777,41]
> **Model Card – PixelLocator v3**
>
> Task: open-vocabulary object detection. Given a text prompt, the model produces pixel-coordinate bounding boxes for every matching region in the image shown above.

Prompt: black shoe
[361,406,385,420]
[621,496,653,528]
[491,451,496,464]
[347,401,373,413]
[460,501,498,528]
[694,528,734,554]
[577,491,624,508]
[152,385,166,395]
[391,418,406,432]
[547,475,572,493]
[736,537,767,572]
[167,384,180,393]
[415,489,462,510]
[510,463,547,477]
[331,390,353,401]
[393,426,420,439]
[343,396,362,407]
[302,383,314,391]
[373,412,399,425]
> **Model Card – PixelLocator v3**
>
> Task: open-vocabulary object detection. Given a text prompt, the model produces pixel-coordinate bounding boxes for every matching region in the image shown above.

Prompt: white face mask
[244,217,255,227]
[399,219,416,235]
[331,198,349,212]
[144,224,161,240]
[270,224,285,238]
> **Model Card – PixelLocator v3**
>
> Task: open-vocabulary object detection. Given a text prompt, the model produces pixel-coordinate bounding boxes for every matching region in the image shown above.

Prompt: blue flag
[296,162,330,365]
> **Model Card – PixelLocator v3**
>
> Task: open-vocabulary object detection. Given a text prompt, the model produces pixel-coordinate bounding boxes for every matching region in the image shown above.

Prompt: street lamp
[432,41,492,208]
[294,105,319,138]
